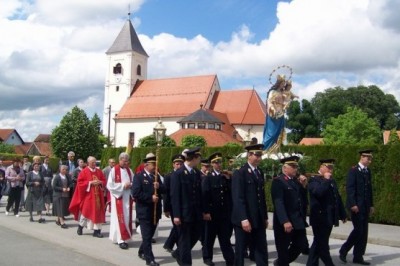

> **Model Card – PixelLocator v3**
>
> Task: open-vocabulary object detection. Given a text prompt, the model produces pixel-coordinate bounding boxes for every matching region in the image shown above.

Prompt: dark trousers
[234,225,268,266]
[176,220,202,265]
[307,225,334,266]
[202,220,234,264]
[274,226,308,266]
[6,187,22,215]
[164,216,179,250]
[138,219,158,263]
[340,212,369,260]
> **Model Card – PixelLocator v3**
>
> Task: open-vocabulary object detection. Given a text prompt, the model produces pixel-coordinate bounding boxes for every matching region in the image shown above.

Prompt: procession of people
[0,146,375,266]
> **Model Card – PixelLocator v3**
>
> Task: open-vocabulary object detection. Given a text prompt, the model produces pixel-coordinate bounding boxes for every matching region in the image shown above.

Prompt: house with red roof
[103,19,266,147]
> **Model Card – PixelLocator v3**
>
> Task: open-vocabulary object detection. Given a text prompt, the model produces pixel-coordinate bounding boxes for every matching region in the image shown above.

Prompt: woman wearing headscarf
[25,162,46,222]
[52,165,72,229]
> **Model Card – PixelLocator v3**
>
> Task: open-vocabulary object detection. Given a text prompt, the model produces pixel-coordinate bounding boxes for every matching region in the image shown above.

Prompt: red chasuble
[114,164,133,240]
[69,167,106,223]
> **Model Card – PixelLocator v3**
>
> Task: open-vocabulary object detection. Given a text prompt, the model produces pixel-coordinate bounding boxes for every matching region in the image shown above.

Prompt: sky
[1,0,400,141]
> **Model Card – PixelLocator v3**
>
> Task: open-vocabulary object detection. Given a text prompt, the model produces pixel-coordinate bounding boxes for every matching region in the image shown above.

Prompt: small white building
[103,18,266,147]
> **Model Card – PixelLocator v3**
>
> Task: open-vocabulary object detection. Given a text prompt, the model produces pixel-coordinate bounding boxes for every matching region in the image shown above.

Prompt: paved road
[1,198,400,265]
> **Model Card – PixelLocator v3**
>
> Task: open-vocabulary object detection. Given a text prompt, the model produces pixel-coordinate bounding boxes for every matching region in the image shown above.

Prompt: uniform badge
[143,180,149,184]
[144,173,147,177]
[184,170,188,175]
[212,172,215,176]
[248,168,252,174]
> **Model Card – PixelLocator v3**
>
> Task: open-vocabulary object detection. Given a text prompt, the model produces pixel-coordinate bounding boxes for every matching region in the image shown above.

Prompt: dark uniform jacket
[271,174,307,230]
[132,170,165,221]
[346,165,373,215]
[163,171,173,214]
[231,163,268,229]
[170,164,203,223]
[308,175,346,227]
[202,169,232,220]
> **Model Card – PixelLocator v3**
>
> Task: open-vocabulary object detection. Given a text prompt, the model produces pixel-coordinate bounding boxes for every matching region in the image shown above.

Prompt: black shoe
[38,218,45,223]
[77,225,83,235]
[138,252,145,260]
[146,261,159,266]
[203,259,215,266]
[61,223,68,229]
[163,246,173,253]
[151,238,156,243]
[92,230,103,238]
[56,220,61,226]
[339,252,347,263]
[302,247,310,255]
[353,259,370,265]
[29,217,34,222]
[119,242,128,250]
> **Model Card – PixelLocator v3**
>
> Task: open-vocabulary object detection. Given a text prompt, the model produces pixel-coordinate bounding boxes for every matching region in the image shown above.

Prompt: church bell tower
[103,14,149,144]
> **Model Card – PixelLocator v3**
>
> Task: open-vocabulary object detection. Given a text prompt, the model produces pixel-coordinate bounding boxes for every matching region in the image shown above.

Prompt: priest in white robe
[107,152,134,249]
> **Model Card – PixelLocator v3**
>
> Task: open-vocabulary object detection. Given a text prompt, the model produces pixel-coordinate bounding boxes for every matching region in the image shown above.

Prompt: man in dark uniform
[163,154,185,253]
[307,159,347,266]
[132,154,165,266]
[271,156,308,266]
[171,147,203,266]
[232,144,268,266]
[200,159,210,179]
[202,152,234,266]
[339,150,374,265]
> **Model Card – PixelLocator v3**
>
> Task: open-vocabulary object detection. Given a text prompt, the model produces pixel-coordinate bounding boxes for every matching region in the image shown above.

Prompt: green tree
[312,85,400,130]
[180,135,207,147]
[321,107,381,145]
[387,129,400,144]
[286,99,320,143]
[90,113,102,134]
[0,143,15,154]
[51,106,100,160]
[138,134,176,147]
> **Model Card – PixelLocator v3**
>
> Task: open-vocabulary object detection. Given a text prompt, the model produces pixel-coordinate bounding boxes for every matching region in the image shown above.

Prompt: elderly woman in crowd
[5,158,25,217]
[41,156,54,216]
[25,162,46,222]
[52,165,72,229]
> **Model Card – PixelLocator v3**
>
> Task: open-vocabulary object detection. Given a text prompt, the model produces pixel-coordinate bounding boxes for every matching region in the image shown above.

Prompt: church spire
[106,14,148,57]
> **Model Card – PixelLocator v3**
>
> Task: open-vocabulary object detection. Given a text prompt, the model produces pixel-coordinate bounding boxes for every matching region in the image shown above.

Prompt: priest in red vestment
[69,156,106,238]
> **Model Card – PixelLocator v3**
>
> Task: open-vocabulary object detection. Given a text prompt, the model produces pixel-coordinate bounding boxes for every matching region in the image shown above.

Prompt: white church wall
[234,125,264,144]
[114,117,182,147]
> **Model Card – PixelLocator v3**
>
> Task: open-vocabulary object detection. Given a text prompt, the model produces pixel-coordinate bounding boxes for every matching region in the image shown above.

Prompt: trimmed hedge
[101,144,400,225]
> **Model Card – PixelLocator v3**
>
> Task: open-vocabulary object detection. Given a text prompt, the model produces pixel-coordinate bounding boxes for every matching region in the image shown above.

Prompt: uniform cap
[185,147,202,157]
[280,156,300,166]
[172,154,185,163]
[209,152,223,163]
[244,144,264,155]
[319,158,335,168]
[359,149,373,158]
[143,153,156,163]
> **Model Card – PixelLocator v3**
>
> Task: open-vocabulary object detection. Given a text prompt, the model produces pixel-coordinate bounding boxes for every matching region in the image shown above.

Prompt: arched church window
[113,63,122,74]
[137,65,141,76]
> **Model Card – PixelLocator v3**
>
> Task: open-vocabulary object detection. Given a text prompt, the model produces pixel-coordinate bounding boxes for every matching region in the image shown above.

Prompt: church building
[103,18,266,147]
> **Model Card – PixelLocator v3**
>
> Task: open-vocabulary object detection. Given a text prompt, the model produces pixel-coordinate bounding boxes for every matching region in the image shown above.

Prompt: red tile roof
[117,75,217,119]
[34,134,51,142]
[298,138,324,145]
[14,143,31,155]
[0,129,15,141]
[33,142,53,156]
[169,129,242,147]
[210,90,266,125]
